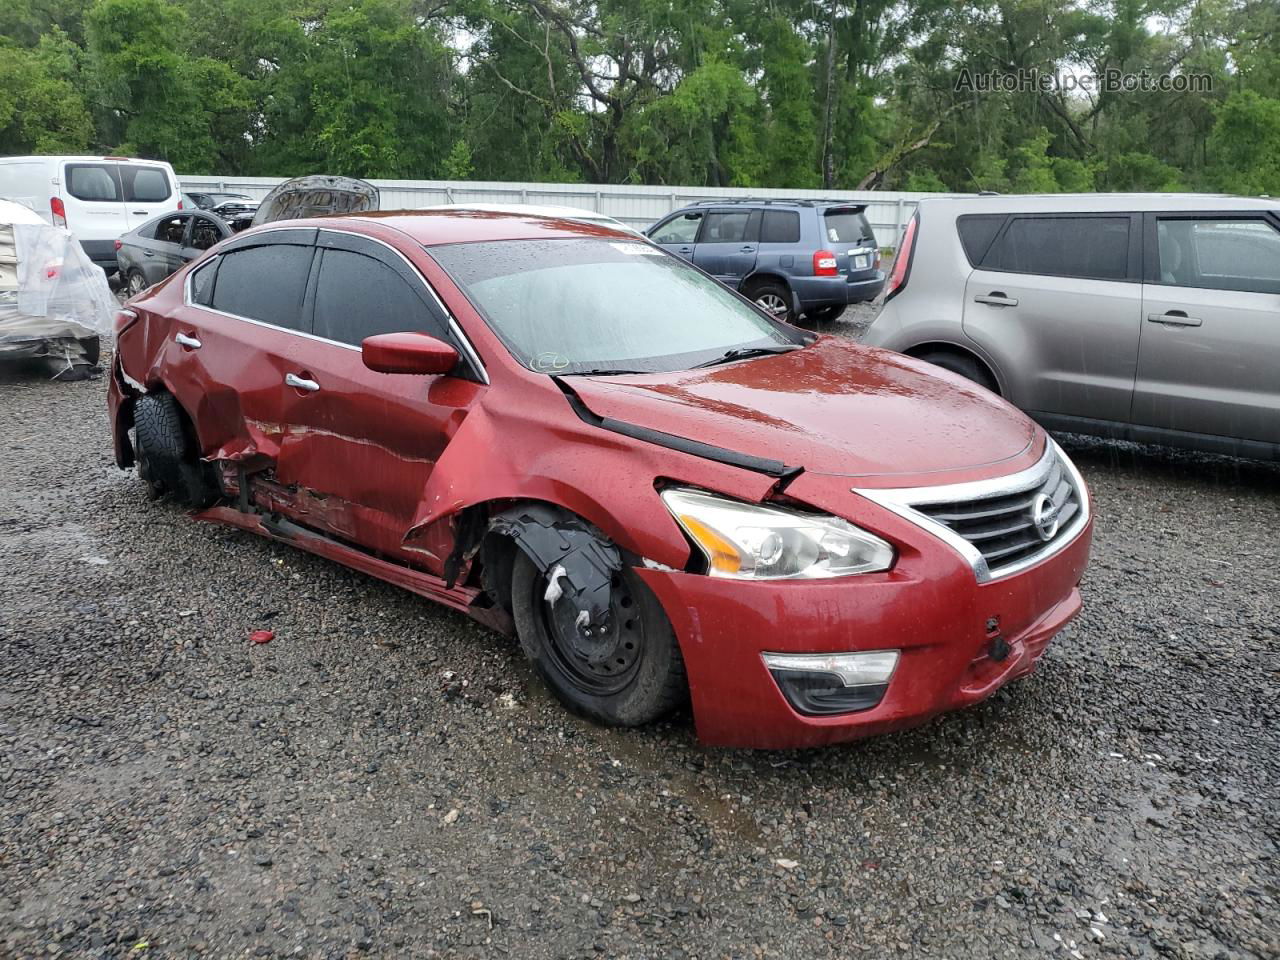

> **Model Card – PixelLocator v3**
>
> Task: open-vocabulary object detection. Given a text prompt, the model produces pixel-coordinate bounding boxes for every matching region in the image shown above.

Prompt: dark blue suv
[645,199,884,323]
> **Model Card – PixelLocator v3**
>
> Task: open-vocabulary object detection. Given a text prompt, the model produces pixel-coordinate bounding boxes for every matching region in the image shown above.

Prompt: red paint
[107,210,1093,748]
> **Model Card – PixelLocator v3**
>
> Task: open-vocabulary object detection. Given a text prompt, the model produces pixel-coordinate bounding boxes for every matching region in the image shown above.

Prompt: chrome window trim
[181,226,490,383]
[853,439,1090,584]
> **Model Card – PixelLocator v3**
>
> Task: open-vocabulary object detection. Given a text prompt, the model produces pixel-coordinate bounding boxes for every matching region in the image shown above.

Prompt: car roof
[918,193,1280,214]
[247,209,641,245]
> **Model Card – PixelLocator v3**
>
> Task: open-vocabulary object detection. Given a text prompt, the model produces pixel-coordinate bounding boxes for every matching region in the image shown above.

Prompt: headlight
[660,487,894,580]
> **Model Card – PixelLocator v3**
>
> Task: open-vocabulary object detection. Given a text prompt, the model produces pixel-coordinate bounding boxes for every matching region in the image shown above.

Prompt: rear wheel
[126,270,148,299]
[916,350,999,394]
[133,392,220,507]
[510,551,687,726]
[745,280,795,323]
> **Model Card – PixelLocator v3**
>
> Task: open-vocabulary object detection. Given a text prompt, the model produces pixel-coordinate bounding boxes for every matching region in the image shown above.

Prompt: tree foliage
[0,0,1276,193]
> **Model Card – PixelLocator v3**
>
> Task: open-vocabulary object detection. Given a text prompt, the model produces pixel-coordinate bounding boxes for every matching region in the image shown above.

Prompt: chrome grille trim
[853,440,1089,583]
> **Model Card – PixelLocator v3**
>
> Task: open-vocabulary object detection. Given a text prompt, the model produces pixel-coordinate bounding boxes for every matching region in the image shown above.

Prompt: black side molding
[554,378,803,480]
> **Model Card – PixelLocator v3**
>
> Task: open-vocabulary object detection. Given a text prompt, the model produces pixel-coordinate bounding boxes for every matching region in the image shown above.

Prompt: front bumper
[637,497,1092,749]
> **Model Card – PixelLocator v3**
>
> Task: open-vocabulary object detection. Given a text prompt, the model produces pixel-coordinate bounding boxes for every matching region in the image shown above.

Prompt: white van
[0,155,181,277]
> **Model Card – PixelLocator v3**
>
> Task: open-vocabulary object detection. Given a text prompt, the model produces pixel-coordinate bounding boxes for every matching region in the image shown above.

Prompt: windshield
[428,238,803,374]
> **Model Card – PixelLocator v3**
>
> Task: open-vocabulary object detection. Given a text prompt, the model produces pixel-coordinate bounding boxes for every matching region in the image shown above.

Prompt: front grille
[913,452,1081,576]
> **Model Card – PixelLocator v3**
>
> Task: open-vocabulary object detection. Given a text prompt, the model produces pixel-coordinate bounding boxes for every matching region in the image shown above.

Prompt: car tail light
[113,239,122,251]
[813,250,838,276]
[885,214,918,302]
[50,196,67,227]
[177,199,184,210]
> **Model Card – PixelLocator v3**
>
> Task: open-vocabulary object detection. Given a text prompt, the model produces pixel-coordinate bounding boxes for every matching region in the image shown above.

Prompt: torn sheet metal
[0,216,115,359]
[490,504,622,629]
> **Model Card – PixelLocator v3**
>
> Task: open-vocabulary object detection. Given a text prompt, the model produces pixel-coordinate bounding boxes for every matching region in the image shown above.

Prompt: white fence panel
[180,174,959,248]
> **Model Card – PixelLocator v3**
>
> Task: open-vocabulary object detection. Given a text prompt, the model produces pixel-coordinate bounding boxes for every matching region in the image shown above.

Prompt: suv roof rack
[686,197,862,208]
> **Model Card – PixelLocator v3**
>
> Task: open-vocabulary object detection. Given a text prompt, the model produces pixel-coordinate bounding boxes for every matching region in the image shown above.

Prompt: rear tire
[745,280,795,323]
[126,270,148,299]
[133,392,219,507]
[916,350,999,394]
[510,551,687,726]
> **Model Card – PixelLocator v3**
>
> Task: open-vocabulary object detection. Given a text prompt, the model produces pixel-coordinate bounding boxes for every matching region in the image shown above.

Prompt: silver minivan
[863,194,1280,461]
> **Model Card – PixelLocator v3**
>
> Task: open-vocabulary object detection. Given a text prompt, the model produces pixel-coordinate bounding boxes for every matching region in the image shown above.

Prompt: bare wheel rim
[534,573,645,697]
[755,293,788,316]
[128,273,147,296]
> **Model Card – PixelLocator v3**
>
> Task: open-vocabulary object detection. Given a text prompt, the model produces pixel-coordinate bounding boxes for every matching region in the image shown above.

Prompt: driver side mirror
[361,332,458,375]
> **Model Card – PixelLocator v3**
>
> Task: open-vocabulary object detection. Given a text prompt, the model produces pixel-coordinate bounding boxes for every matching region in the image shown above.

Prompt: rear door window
[985,216,1131,281]
[153,215,188,246]
[209,243,314,331]
[65,164,122,202]
[823,209,873,245]
[698,211,755,243]
[312,248,446,346]
[760,210,801,243]
[120,165,173,203]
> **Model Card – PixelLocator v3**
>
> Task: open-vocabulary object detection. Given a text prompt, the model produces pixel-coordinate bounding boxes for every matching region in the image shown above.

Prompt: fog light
[762,651,899,716]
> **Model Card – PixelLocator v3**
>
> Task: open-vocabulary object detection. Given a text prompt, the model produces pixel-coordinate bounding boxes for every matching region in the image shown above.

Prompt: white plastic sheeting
[0,220,116,362]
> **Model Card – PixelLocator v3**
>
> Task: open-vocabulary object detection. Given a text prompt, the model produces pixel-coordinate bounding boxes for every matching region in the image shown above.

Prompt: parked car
[108,209,1091,749]
[1,198,115,378]
[421,202,641,234]
[0,155,180,278]
[116,176,375,295]
[863,194,1280,462]
[116,210,237,297]
[645,198,884,323]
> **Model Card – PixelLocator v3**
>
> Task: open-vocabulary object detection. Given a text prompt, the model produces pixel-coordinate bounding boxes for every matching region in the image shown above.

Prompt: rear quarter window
[956,215,1007,265]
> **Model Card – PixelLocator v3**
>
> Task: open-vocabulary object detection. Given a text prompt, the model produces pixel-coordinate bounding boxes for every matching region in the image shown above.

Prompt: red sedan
[107,209,1092,748]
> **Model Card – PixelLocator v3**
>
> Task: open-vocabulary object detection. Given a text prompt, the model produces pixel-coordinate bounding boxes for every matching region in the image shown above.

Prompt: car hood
[251,175,379,226]
[570,336,1039,480]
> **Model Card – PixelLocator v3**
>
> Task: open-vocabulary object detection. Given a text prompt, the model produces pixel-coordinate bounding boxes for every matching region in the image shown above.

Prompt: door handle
[1147,311,1202,327]
[132,210,148,215]
[739,245,756,253]
[174,332,201,349]
[974,292,1018,307]
[285,373,320,392]
[142,250,155,257]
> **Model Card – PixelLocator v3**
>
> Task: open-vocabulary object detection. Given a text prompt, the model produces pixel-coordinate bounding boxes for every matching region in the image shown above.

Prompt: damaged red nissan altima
[107,209,1092,749]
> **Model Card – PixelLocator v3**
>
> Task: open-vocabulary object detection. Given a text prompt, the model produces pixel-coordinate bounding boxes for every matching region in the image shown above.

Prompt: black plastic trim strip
[554,379,802,480]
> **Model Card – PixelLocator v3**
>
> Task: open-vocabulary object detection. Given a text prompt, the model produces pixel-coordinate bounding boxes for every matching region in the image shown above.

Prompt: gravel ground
[1,322,1277,960]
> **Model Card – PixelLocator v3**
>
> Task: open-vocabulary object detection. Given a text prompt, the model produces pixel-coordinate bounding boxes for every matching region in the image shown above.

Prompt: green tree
[1208,90,1280,195]
[0,32,93,154]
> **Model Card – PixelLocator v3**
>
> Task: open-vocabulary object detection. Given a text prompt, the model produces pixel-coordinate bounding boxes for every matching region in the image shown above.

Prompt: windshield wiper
[692,344,802,369]
[562,367,655,377]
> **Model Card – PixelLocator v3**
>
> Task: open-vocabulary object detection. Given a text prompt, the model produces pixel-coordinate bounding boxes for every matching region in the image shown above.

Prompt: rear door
[647,210,703,262]
[117,162,178,230]
[961,213,1142,422]
[59,161,129,251]
[692,209,759,287]
[163,229,319,470]
[273,231,485,568]
[1134,213,1280,445]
